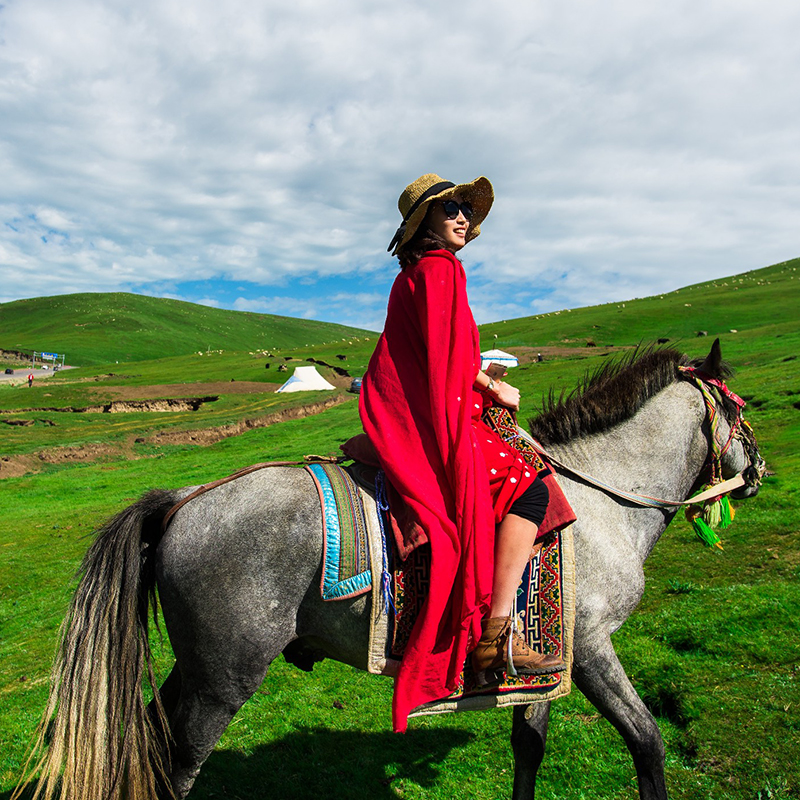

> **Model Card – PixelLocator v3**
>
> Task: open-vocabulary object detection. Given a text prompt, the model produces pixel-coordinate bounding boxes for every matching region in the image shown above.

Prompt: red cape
[359,250,496,732]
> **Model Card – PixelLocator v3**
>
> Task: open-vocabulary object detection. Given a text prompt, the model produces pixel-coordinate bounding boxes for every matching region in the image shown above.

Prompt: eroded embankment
[0,394,351,479]
[144,395,349,445]
[0,396,218,414]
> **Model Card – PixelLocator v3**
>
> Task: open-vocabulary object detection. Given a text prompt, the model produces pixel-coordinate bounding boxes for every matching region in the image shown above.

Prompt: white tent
[480,349,519,371]
[275,365,336,393]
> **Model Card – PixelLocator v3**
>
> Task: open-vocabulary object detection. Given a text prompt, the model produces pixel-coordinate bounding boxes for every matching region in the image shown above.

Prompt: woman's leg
[489,513,540,617]
[470,510,564,685]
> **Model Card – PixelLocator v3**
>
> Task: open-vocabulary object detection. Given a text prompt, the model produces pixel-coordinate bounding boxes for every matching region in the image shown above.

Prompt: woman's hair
[397,225,449,270]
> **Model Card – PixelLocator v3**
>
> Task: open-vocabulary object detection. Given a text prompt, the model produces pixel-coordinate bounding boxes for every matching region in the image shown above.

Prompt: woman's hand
[489,380,520,411]
[475,369,521,412]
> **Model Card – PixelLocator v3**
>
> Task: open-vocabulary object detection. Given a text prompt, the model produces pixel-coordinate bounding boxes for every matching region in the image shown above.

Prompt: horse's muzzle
[732,459,766,499]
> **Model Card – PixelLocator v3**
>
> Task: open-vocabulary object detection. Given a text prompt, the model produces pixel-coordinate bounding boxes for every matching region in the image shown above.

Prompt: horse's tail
[15,489,182,800]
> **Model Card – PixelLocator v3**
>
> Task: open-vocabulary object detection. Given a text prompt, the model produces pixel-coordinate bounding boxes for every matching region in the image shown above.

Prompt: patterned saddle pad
[391,529,575,717]
[306,462,374,601]
[306,461,576,715]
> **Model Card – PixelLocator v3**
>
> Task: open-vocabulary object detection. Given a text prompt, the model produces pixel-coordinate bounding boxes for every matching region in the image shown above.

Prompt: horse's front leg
[511,701,551,800]
[573,634,667,800]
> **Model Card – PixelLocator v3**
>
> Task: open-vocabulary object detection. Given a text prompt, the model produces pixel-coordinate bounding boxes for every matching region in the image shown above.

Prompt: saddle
[303,412,577,717]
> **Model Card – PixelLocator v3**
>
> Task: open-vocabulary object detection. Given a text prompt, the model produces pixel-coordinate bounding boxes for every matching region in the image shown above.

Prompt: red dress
[359,250,537,732]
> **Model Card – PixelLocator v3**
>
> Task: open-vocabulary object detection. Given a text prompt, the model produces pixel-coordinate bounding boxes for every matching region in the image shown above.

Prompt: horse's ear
[699,338,722,377]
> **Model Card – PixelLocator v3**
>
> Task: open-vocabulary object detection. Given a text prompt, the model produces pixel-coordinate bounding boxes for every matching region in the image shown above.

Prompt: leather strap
[160,456,344,533]
[516,427,747,510]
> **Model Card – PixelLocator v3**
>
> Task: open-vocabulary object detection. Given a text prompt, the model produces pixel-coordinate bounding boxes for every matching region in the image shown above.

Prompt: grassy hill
[1,258,796,370]
[1,258,798,800]
[481,257,799,350]
[0,292,373,366]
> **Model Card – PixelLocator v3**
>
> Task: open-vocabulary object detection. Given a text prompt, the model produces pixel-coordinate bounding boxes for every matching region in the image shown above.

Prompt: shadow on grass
[3,726,476,800]
[191,726,474,800]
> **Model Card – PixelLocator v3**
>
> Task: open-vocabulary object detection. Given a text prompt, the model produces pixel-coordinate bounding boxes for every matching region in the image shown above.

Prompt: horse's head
[684,339,765,500]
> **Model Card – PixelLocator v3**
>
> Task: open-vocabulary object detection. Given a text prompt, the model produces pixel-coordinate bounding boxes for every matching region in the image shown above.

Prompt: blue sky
[1,0,799,332]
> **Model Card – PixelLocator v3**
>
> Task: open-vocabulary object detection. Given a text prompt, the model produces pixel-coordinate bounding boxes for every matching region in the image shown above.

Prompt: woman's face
[426,194,471,252]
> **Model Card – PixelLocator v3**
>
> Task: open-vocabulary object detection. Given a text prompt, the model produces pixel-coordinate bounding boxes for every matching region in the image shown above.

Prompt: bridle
[677,366,765,492]
[517,367,765,521]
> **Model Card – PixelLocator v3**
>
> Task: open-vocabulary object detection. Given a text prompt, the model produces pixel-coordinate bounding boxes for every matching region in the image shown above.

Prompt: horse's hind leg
[166,642,277,799]
[168,684,262,798]
[573,636,667,800]
[156,468,324,797]
[511,701,551,800]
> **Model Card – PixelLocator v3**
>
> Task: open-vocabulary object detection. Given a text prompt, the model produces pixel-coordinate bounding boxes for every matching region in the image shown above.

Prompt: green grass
[1,258,799,799]
[481,258,800,351]
[0,291,373,365]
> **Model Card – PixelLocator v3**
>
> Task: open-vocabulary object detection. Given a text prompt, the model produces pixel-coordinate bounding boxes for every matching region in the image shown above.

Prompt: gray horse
[19,342,762,800]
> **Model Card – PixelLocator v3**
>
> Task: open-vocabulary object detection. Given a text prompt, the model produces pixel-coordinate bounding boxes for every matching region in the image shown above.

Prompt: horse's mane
[528,346,732,446]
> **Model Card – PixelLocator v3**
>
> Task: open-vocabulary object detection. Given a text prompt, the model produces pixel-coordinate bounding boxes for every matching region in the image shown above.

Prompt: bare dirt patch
[0,454,42,479]
[38,442,121,464]
[0,394,352,479]
[0,443,127,479]
[0,397,219,415]
[148,394,350,445]
[106,397,216,413]
[508,345,629,364]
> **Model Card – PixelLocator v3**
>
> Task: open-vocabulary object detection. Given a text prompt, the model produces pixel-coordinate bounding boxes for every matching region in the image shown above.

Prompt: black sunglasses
[440,199,474,221]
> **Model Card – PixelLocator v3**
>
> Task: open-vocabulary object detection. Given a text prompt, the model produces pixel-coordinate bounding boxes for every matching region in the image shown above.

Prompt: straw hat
[387,173,494,254]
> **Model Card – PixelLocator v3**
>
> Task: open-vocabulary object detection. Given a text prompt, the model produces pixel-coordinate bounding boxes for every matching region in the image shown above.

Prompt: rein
[518,368,762,513]
[519,424,747,510]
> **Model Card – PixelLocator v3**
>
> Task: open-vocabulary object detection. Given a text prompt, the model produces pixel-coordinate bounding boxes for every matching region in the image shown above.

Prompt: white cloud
[233,295,315,316]
[1,0,799,320]
[232,289,386,331]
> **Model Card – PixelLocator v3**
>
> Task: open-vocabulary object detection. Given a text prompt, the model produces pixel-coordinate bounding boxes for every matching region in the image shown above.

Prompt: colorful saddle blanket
[390,529,575,716]
[305,462,373,601]
[306,460,576,716]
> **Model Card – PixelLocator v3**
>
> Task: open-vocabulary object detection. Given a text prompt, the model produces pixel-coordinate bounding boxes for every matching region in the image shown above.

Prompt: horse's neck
[551,380,708,559]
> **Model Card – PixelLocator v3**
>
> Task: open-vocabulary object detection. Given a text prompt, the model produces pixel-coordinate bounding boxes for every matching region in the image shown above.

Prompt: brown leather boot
[471,617,566,687]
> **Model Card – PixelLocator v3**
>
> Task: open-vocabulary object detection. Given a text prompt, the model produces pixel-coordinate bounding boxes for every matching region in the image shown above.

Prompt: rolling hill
[1,257,798,799]
[0,292,373,366]
[481,257,800,350]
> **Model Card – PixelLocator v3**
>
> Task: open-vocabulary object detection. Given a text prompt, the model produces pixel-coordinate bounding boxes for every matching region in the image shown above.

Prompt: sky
[1,0,798,332]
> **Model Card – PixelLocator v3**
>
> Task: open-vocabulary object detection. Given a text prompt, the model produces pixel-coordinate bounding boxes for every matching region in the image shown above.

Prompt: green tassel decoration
[691,517,724,550]
[703,499,722,528]
[684,486,734,550]
[719,495,733,529]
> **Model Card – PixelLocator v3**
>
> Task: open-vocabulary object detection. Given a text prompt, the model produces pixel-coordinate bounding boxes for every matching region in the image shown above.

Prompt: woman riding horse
[359,174,568,732]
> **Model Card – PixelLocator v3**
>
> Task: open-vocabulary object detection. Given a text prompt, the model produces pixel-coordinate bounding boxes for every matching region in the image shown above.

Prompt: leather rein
[516,368,764,511]
[160,370,763,531]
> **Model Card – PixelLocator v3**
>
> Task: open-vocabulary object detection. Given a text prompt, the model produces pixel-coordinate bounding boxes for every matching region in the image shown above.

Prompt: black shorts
[507,475,549,527]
